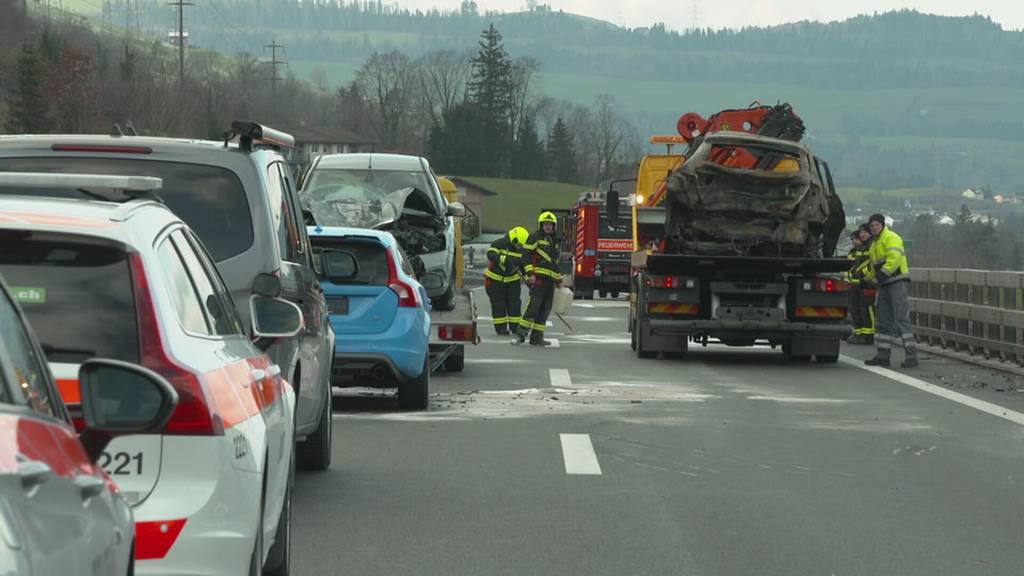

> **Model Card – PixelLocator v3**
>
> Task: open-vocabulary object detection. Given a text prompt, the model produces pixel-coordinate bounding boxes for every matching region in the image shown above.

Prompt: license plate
[327,296,349,315]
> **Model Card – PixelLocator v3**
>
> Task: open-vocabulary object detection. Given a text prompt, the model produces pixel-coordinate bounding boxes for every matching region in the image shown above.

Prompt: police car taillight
[130,253,224,436]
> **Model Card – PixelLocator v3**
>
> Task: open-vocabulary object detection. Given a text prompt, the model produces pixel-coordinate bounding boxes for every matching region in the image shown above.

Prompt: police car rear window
[0,232,139,364]
[0,157,253,261]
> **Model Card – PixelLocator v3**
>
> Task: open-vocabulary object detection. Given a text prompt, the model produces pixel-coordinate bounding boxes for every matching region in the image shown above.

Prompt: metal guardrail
[909,268,1024,364]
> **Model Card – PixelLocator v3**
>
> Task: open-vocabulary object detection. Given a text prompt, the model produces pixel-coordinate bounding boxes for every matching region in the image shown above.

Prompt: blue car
[308,226,432,409]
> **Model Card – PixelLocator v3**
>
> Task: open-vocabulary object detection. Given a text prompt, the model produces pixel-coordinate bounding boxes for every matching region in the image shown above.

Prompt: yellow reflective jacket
[869,227,909,284]
[485,235,523,283]
[522,229,562,281]
[846,243,875,285]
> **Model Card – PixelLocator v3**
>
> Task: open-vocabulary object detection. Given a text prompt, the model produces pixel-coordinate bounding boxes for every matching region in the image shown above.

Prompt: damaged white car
[300,153,464,310]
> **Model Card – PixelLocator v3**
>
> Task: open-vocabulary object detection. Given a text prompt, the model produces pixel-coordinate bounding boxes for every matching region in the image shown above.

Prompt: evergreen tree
[467,24,513,177]
[427,101,487,176]
[546,117,577,183]
[5,43,50,134]
[511,119,546,180]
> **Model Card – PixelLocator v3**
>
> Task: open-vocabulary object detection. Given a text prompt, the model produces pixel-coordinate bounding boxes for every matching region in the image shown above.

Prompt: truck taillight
[130,253,224,436]
[386,251,419,308]
[645,275,693,289]
[802,278,847,292]
[438,325,474,341]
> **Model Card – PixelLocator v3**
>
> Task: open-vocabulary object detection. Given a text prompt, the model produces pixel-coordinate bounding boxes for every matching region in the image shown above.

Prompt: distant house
[936,215,956,226]
[961,188,983,200]
[445,177,497,233]
[280,124,374,173]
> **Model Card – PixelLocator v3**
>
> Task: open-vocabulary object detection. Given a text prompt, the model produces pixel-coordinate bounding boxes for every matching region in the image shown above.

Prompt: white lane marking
[550,368,572,388]
[842,355,1024,427]
[549,338,560,348]
[559,434,603,475]
[546,320,554,327]
[465,358,529,364]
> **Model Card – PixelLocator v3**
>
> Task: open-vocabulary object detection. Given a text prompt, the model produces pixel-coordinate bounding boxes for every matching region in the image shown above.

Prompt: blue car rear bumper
[331,308,428,381]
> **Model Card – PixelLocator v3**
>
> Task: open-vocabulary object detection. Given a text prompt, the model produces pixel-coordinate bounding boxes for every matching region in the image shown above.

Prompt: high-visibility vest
[870,227,909,284]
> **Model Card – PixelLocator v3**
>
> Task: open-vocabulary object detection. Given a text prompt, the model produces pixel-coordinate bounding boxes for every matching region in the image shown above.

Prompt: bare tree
[354,50,414,149]
[416,49,471,127]
[592,94,629,182]
[508,56,539,142]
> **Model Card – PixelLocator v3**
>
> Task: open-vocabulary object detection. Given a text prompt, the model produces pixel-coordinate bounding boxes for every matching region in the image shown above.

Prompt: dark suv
[0,122,336,470]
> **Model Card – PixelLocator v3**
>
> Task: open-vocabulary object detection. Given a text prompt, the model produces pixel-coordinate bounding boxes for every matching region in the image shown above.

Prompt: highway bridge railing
[909,268,1024,365]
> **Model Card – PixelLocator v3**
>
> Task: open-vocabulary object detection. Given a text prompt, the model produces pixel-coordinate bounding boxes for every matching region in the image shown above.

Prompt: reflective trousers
[849,286,876,336]
[519,280,555,344]
[875,280,917,359]
[485,280,521,334]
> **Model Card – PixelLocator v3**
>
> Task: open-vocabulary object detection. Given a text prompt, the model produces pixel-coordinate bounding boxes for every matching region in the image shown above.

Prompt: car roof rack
[226,121,296,152]
[0,172,164,203]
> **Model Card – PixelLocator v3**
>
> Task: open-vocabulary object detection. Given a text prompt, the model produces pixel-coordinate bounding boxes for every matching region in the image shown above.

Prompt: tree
[355,50,413,149]
[428,101,486,176]
[511,118,546,180]
[416,50,471,127]
[468,24,514,176]
[5,42,50,134]
[546,117,577,183]
[45,46,96,133]
[591,94,630,182]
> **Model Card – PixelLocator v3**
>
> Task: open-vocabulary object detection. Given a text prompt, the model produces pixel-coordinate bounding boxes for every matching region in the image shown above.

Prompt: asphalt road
[293,286,1024,576]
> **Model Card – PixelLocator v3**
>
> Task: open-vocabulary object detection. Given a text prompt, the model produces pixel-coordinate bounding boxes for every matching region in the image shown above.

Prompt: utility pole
[168,0,193,94]
[264,38,285,119]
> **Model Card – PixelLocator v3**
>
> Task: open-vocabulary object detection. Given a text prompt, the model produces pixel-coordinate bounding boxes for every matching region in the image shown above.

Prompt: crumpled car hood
[307,186,440,230]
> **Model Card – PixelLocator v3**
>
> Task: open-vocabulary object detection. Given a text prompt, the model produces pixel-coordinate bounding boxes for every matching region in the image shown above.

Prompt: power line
[168,0,194,93]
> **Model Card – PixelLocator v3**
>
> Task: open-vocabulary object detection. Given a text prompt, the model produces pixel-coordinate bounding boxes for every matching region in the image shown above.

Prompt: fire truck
[563,190,633,299]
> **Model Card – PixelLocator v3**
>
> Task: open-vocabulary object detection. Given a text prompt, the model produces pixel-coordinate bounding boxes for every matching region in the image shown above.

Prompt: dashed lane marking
[842,355,1024,427]
[550,368,572,388]
[560,434,603,475]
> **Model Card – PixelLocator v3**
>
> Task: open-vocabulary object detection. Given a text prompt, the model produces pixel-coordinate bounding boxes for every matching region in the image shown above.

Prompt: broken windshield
[302,168,440,228]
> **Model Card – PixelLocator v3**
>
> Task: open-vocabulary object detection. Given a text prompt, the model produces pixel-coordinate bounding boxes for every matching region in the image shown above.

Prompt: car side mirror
[606,189,620,225]
[253,273,282,298]
[77,359,179,462]
[251,296,304,338]
[321,249,359,284]
[446,202,466,217]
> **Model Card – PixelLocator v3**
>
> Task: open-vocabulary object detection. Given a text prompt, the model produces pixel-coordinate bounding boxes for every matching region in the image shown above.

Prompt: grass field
[459,177,588,232]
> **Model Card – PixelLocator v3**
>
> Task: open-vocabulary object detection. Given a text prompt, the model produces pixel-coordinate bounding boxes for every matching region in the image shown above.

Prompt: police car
[0,173,300,575]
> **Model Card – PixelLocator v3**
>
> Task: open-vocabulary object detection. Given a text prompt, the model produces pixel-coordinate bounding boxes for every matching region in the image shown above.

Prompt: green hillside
[460,177,588,232]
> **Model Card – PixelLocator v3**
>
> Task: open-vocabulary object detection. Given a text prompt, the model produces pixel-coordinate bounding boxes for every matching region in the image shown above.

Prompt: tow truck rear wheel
[599,290,608,298]
[444,346,465,372]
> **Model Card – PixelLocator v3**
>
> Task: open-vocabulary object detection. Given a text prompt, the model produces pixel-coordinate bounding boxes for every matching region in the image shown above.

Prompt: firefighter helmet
[538,211,558,225]
[508,226,529,245]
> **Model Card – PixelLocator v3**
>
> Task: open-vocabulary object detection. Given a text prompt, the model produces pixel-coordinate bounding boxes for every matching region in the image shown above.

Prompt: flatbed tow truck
[608,103,851,362]
[430,177,480,372]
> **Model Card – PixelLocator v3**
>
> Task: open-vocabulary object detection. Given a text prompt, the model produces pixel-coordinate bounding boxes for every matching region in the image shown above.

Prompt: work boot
[901,356,919,369]
[495,326,509,336]
[847,335,864,345]
[529,338,552,347]
[511,328,527,345]
[865,355,891,367]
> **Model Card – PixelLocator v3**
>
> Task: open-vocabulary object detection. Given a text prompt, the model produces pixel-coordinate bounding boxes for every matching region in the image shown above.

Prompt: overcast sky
[397,1,1022,31]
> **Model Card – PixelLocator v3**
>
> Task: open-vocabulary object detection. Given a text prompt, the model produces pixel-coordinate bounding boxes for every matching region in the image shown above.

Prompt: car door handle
[17,460,52,489]
[74,475,106,499]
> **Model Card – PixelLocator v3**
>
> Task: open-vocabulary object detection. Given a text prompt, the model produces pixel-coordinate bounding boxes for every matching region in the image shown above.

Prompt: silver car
[0,122,336,471]
[300,153,464,310]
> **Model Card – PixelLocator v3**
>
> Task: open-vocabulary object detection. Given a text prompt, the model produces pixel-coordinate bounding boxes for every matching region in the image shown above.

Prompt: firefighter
[515,211,562,346]
[486,226,529,335]
[846,228,876,345]
[865,213,918,368]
